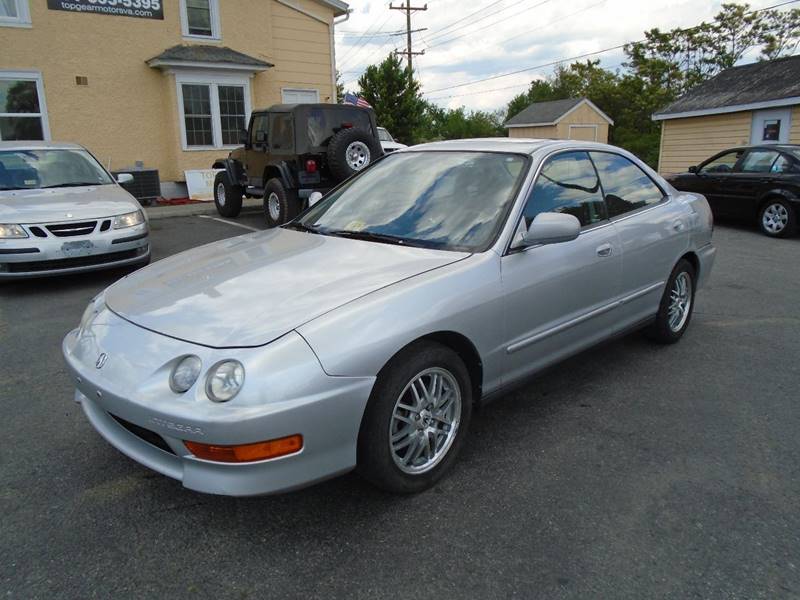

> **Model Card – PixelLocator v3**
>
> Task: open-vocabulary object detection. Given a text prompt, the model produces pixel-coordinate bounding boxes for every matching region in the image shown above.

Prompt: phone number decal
[47,0,164,20]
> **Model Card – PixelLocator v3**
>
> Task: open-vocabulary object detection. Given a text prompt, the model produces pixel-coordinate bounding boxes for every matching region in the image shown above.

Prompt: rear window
[305,108,372,146]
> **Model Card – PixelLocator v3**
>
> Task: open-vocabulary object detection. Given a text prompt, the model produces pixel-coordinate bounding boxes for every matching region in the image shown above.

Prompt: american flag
[343,92,372,109]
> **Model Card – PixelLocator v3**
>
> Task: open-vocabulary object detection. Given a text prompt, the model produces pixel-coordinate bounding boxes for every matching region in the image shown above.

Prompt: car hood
[105,228,469,348]
[0,185,140,223]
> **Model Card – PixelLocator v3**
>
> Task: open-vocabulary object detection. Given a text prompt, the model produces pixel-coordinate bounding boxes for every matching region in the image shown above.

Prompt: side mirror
[688,165,698,174]
[239,129,249,145]
[517,212,581,248]
[116,173,134,185]
[308,191,324,207]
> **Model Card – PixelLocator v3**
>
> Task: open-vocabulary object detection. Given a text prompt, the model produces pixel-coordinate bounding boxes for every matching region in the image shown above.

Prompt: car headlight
[206,360,245,402]
[78,294,105,336]
[170,356,202,393]
[113,210,144,229]
[0,224,28,239]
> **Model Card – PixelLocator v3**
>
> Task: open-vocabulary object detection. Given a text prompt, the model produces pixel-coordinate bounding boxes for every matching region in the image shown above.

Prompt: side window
[699,151,742,174]
[590,152,664,219]
[739,150,780,173]
[250,114,268,146]
[269,114,293,150]
[523,151,607,228]
[772,154,798,174]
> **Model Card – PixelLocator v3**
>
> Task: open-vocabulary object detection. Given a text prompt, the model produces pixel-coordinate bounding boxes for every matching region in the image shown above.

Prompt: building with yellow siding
[654,56,800,176]
[1,0,348,196]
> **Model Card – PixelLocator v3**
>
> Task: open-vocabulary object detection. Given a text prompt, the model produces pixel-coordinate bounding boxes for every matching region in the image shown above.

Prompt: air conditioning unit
[112,168,160,206]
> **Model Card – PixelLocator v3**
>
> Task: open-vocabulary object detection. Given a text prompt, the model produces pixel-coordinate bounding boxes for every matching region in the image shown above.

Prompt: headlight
[78,295,105,335]
[113,210,144,229]
[170,356,202,393]
[206,360,245,402]
[0,224,28,239]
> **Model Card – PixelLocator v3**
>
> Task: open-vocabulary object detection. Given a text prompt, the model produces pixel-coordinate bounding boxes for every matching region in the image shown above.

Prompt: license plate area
[61,240,95,256]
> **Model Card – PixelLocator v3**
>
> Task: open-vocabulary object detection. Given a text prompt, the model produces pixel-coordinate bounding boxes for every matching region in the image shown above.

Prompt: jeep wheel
[327,128,382,181]
[263,178,299,227]
[214,172,243,218]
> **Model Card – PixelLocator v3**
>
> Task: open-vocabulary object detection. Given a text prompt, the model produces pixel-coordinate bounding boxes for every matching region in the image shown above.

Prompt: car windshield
[378,128,393,142]
[292,151,528,252]
[0,148,114,191]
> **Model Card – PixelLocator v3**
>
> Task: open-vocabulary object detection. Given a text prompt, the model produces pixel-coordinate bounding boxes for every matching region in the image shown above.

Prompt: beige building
[1,0,348,194]
[504,97,613,143]
[654,56,800,175]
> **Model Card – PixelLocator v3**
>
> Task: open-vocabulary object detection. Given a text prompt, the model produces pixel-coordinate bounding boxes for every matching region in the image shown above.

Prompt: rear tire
[645,259,696,344]
[758,198,796,238]
[326,128,382,182]
[214,172,243,218]
[357,341,472,494]
[263,178,299,227]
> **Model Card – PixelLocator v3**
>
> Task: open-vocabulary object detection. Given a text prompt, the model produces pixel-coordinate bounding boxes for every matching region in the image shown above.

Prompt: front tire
[214,172,243,218]
[263,178,298,228]
[357,341,473,494]
[759,198,796,238]
[645,259,696,344]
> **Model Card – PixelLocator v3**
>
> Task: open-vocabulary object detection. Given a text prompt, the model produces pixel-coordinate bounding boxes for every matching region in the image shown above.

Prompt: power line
[421,0,507,41]
[391,1,429,74]
[423,0,800,95]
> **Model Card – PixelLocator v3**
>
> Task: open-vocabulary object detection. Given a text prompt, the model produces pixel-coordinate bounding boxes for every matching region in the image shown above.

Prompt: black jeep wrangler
[212,103,383,226]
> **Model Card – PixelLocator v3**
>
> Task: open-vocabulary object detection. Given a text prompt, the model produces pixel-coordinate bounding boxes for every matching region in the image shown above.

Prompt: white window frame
[0,0,30,27]
[180,0,221,41]
[568,124,598,142]
[0,70,50,141]
[281,88,320,104]
[175,71,251,151]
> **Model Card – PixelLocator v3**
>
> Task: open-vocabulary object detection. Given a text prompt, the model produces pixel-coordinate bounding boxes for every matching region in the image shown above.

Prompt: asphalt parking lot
[1,213,798,599]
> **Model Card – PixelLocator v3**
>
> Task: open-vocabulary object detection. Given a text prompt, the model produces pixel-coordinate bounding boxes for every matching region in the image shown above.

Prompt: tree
[358,54,424,144]
[335,70,344,103]
[760,8,800,60]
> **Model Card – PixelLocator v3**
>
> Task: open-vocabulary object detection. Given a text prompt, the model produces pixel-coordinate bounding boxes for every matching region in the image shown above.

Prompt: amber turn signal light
[185,434,303,463]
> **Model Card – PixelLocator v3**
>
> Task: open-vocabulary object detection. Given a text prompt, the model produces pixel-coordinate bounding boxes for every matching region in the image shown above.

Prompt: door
[501,151,622,384]
[281,88,320,104]
[751,108,791,145]
[245,113,269,188]
[692,149,744,215]
[590,151,689,326]
[717,148,783,220]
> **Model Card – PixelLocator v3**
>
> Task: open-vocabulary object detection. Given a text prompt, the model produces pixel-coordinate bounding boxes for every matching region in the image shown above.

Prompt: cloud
[335,0,778,111]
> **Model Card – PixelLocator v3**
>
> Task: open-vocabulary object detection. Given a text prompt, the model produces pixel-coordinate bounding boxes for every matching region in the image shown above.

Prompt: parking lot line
[197,215,261,232]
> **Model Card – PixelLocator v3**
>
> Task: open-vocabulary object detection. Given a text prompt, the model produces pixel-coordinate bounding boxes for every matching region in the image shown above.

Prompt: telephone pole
[390,1,427,76]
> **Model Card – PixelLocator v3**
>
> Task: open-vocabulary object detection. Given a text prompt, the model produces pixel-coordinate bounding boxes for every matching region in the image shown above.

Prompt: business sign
[185,169,223,202]
[47,0,163,20]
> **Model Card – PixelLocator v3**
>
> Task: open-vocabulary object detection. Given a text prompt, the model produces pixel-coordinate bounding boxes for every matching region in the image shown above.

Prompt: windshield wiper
[41,182,101,189]
[322,229,416,246]
[283,222,322,233]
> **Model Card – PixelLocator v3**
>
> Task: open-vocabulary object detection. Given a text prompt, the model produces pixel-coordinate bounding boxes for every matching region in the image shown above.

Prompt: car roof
[254,103,373,113]
[0,141,85,151]
[713,144,800,154]
[403,138,625,156]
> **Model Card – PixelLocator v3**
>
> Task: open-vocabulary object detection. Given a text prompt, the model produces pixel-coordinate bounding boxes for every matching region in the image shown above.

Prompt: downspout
[331,9,354,103]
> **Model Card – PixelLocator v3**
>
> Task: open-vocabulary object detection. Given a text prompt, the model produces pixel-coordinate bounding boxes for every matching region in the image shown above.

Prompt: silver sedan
[63,139,715,496]
[0,142,149,278]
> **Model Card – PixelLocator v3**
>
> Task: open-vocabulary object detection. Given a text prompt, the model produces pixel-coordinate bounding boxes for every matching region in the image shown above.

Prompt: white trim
[653,96,800,121]
[174,71,252,151]
[0,0,31,27]
[148,58,269,73]
[179,0,221,41]
[275,0,327,24]
[505,98,615,128]
[281,88,321,103]
[568,124,598,142]
[0,70,50,141]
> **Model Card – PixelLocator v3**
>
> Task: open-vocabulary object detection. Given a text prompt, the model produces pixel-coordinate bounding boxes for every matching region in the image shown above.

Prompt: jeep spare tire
[327,128,382,181]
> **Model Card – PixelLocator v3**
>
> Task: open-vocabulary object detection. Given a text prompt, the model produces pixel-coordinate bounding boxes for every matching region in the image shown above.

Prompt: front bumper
[0,222,149,278]
[62,317,375,496]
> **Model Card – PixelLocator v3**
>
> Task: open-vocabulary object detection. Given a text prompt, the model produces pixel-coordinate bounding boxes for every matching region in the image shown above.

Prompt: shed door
[281,89,320,104]
[751,108,791,144]
[568,125,598,141]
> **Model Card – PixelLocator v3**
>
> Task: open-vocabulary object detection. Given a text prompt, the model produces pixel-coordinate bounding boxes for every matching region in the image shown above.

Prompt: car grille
[46,221,97,237]
[111,414,176,455]
[4,248,142,273]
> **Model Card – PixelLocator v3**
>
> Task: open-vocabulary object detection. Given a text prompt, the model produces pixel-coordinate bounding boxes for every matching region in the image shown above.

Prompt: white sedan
[0,142,149,278]
[377,127,408,153]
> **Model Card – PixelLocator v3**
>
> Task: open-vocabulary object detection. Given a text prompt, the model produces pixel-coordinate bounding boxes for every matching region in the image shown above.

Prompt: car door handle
[672,219,685,232]
[596,243,613,257]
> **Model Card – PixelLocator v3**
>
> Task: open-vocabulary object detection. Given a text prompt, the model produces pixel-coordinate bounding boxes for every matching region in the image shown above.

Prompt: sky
[334,0,786,113]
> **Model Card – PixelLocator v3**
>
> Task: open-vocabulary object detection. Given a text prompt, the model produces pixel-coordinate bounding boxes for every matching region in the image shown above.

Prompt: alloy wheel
[762,203,789,234]
[267,192,281,221]
[668,271,692,332]
[389,367,461,475]
[345,141,370,171]
[216,182,226,207]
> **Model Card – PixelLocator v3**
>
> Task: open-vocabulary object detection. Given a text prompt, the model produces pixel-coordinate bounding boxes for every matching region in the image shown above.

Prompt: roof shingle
[505,97,584,127]
[147,45,273,69]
